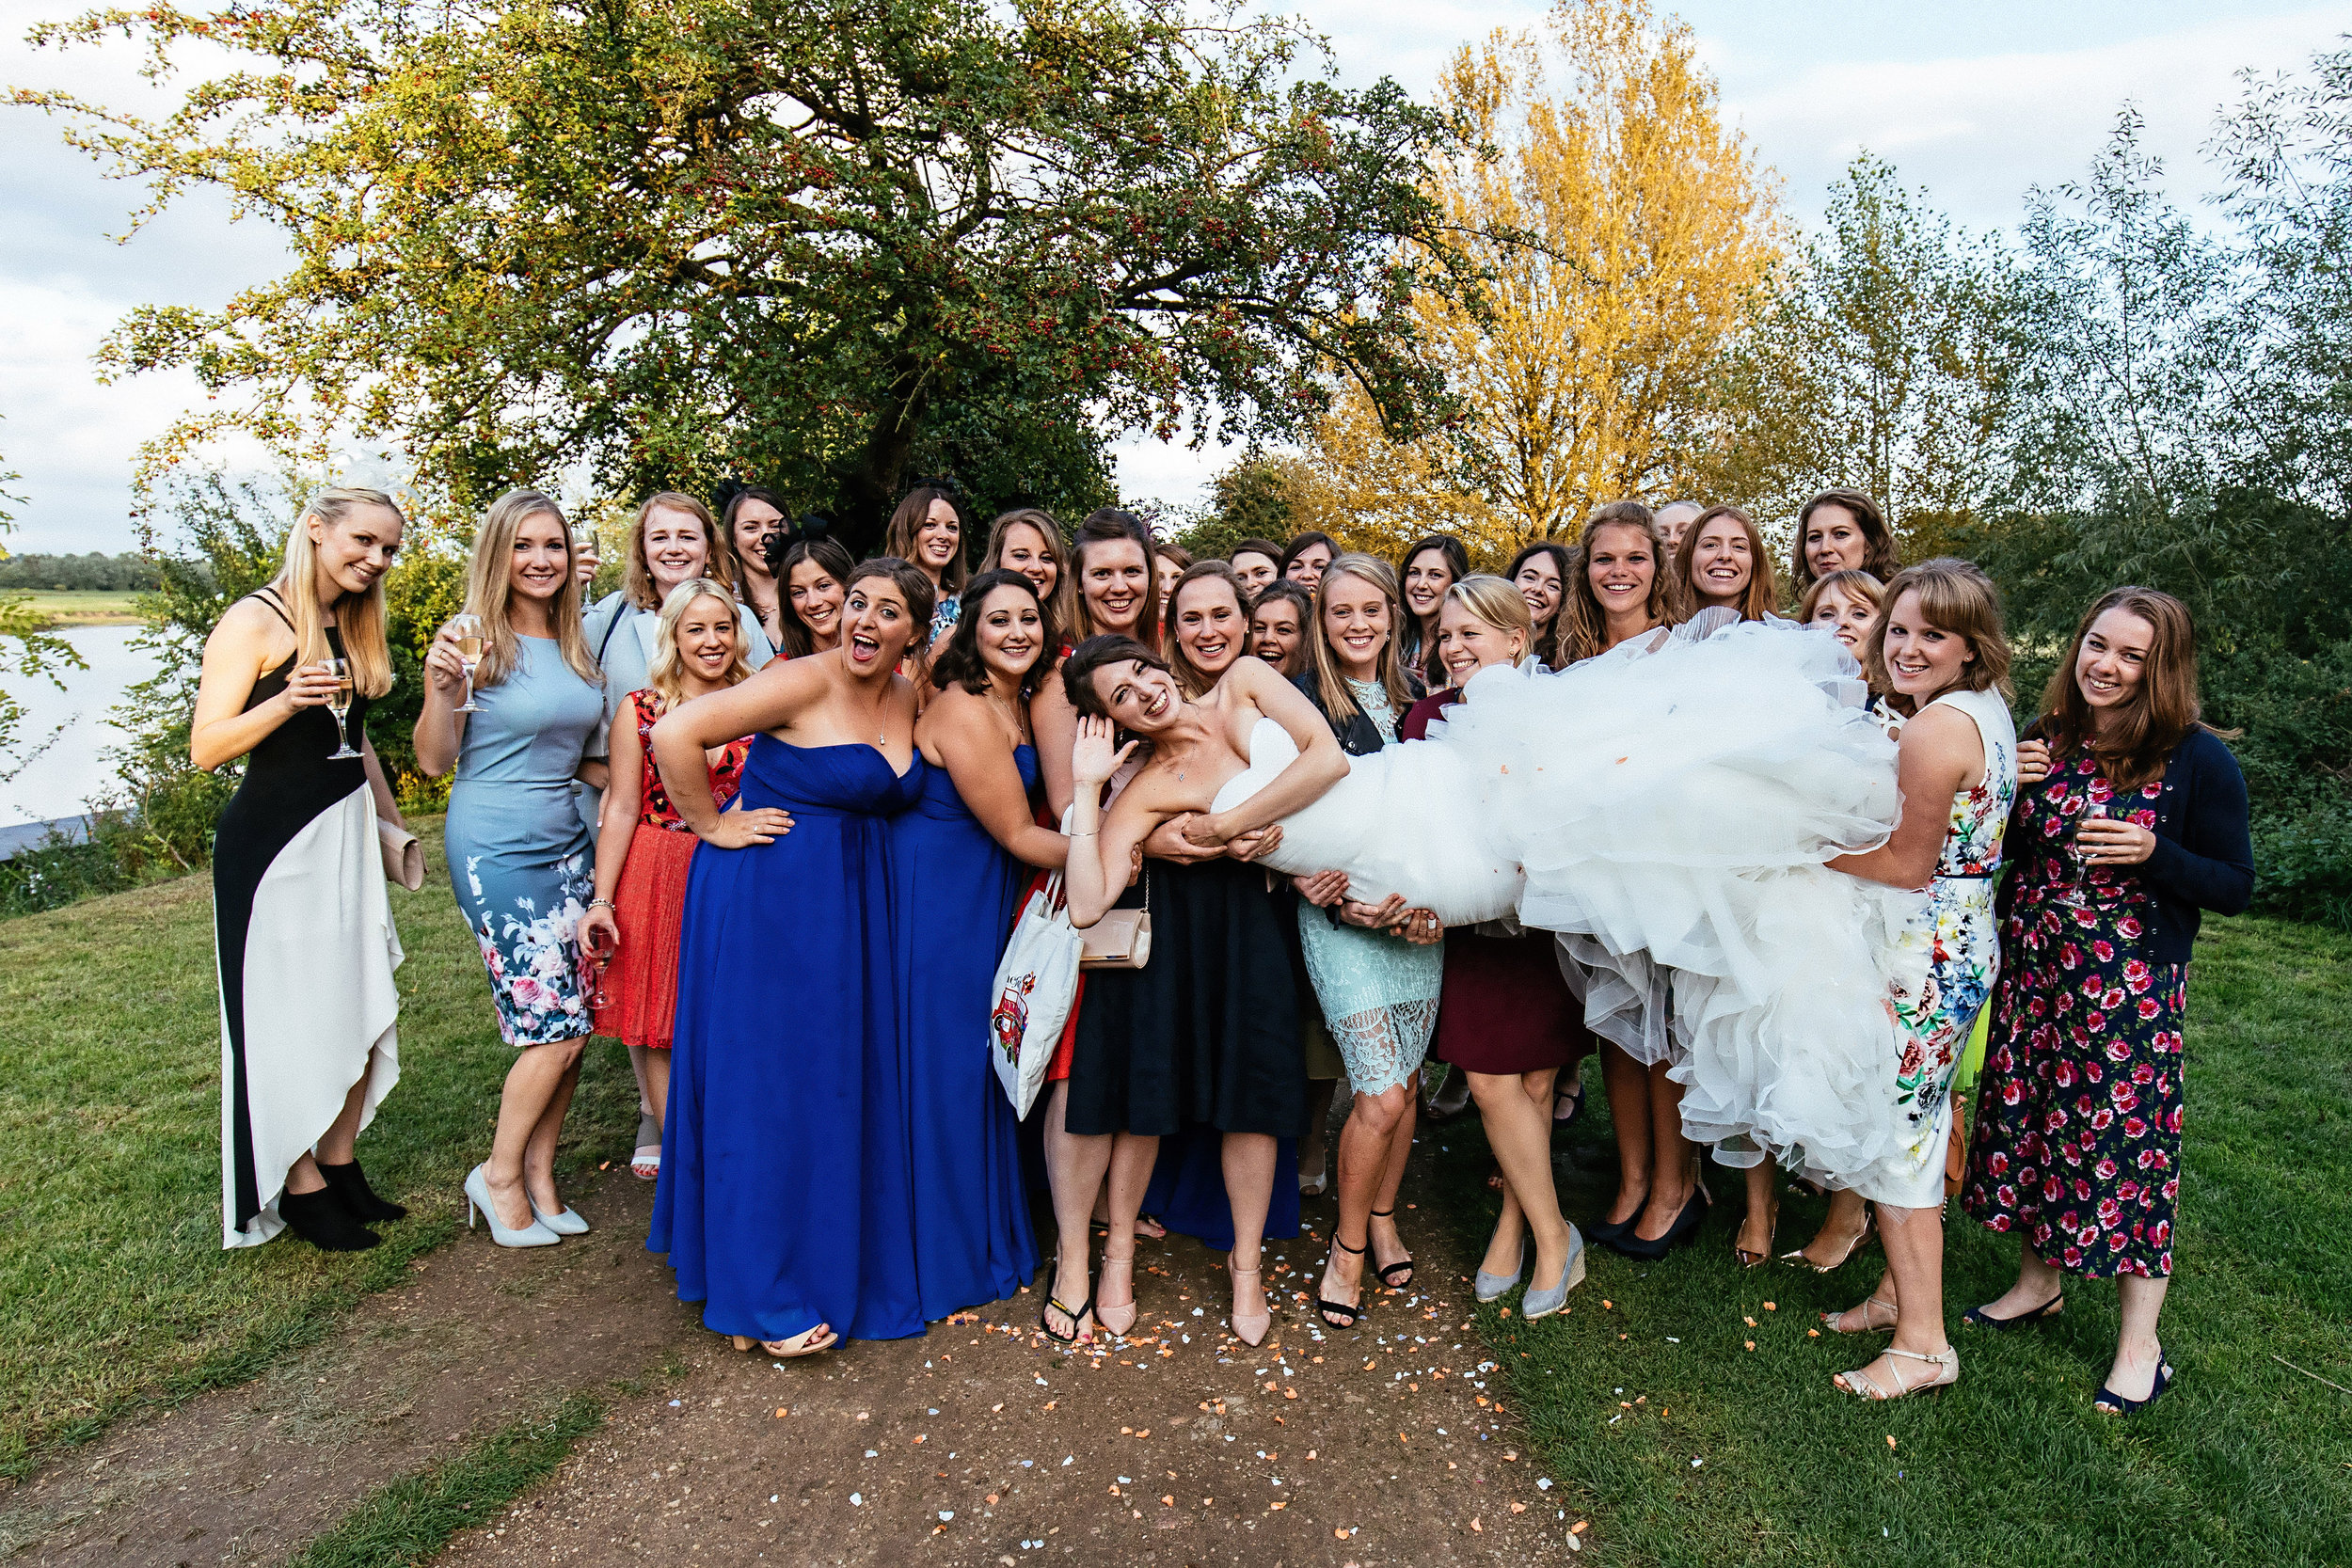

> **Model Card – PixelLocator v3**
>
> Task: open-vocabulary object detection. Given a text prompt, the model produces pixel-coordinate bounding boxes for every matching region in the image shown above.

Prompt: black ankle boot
[280,1186,381,1251]
[317,1158,407,1222]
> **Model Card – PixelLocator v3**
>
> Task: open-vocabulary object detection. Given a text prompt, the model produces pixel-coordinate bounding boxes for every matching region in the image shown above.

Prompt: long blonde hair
[275,486,403,699]
[1309,553,1416,723]
[625,491,730,610]
[644,578,754,712]
[464,488,600,688]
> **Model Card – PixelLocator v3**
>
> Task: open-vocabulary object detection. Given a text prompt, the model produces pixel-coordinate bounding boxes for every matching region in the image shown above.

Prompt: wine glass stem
[331,710,349,754]
[461,666,474,710]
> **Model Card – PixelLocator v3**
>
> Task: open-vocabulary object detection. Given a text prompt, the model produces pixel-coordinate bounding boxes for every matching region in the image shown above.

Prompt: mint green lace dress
[1293,678,1444,1096]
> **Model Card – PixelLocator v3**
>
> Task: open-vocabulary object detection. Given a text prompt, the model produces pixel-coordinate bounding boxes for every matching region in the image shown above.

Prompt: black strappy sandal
[1041,1287,1095,1345]
[1316,1235,1367,1328]
[1370,1207,1415,1289]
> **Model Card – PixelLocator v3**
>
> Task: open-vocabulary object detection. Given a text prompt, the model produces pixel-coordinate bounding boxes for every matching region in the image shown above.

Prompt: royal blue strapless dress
[651,736,930,1343]
[889,747,1043,1318]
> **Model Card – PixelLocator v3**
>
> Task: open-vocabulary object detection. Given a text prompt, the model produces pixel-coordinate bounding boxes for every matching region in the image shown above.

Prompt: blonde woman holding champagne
[417,489,607,1247]
[193,487,412,1253]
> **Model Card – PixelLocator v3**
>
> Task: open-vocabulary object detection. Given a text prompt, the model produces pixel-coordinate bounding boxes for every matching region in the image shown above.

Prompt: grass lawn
[1435,914,2352,1566]
[0,817,641,1477]
[17,590,143,627]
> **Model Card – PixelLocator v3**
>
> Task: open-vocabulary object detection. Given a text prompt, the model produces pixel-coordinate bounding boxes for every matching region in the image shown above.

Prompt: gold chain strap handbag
[1077,863,1152,970]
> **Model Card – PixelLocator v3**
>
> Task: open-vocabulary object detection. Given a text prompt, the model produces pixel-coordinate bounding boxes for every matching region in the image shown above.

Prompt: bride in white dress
[1073,608,1922,1196]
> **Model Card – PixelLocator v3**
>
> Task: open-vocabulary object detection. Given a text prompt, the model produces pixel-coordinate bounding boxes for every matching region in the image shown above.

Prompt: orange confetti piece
[1744,1340,1756,1351]
[1763,1301,1777,1311]
[1161,1496,1173,1507]
[912,1433,925,1444]
[1284,1387,1298,1400]
[1270,1500,1287,1511]
[986,1494,999,1505]
[1335,1528,1350,1540]
[1571,1519,1590,1535]
[1744,1316,1757,1327]
[1601,1299,1613,1309]
[774,1407,787,1418]
[1511,1502,1528,1514]
[1886,1435,1899,1450]
[1470,1516,1484,1532]
[1808,1328,1820,1338]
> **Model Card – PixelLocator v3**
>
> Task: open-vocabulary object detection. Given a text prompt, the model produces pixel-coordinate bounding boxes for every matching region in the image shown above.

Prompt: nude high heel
[1228,1257,1270,1347]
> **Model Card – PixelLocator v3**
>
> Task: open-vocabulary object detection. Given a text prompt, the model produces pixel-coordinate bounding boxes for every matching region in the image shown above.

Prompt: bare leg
[641,1048,672,1129]
[1041,1081,1111,1338]
[1222,1132,1277,1331]
[294,1058,380,1192]
[628,1041,655,1117]
[1598,1042,1651,1226]
[1322,1080,1412,1315]
[1795,1186,1872,1267]
[1834,1202,1950,1396]
[1093,1130,1159,1334]
[1631,1061,1695,1242]
[2104,1274,2172,1403]
[520,1049,584,1215]
[1736,1163,1777,1261]
[481,1038,587,1229]
[1365,1074,1420,1285]
[1470,1069,1573,1294]
[1299,1077,1341,1191]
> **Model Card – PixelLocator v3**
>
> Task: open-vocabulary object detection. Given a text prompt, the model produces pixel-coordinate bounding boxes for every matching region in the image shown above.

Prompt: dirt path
[7,1167,1587,1566]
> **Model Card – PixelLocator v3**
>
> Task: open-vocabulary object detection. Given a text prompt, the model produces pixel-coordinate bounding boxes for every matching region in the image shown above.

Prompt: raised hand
[578,904,620,959]
[422,623,470,698]
[284,661,342,709]
[2016,737,2052,785]
[1072,715,1137,788]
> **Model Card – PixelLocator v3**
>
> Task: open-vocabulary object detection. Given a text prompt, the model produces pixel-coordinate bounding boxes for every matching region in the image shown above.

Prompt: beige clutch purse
[378,819,425,892]
[1077,868,1152,970]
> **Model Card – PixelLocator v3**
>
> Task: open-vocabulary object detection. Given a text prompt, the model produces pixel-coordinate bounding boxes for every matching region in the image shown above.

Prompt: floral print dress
[443,636,604,1047]
[1962,752,2185,1277]
[1860,686,2016,1207]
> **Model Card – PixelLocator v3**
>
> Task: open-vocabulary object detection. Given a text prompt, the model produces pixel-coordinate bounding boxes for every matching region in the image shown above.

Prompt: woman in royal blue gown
[647,558,933,1355]
[898,570,1073,1316]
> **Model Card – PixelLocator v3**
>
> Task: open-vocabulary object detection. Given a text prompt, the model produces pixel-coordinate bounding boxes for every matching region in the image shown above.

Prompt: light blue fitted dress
[1294,678,1443,1096]
[443,635,606,1046]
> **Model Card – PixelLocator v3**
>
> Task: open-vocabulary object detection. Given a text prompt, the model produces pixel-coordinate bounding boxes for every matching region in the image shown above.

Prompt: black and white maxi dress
[215,596,404,1248]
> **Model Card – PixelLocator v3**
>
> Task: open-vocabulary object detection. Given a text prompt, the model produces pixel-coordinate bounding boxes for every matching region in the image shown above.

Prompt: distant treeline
[0,552,164,592]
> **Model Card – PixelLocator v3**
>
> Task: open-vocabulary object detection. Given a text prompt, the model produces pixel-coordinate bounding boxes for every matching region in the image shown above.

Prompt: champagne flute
[321,657,361,760]
[2071,797,2110,877]
[451,613,485,714]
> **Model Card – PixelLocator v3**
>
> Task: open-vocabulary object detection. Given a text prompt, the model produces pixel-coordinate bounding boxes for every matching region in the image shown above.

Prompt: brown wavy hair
[1860,557,2012,715]
[930,568,1055,699]
[1071,509,1161,649]
[1674,504,1778,624]
[1789,489,1901,600]
[982,507,1076,631]
[1560,503,1677,663]
[1163,561,1248,698]
[884,486,966,595]
[1504,540,1576,669]
[2034,586,2229,791]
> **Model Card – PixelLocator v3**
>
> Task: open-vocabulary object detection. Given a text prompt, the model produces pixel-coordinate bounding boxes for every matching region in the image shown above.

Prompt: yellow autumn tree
[1311,0,1783,554]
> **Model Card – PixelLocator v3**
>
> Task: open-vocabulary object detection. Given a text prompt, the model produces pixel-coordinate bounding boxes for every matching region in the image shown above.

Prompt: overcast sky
[2,0,2347,554]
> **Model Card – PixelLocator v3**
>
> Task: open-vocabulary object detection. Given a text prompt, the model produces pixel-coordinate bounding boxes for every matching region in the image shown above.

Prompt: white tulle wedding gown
[1220,613,1923,1187]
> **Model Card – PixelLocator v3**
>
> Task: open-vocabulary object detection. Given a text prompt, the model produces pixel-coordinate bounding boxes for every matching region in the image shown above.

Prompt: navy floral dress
[1962,752,2184,1278]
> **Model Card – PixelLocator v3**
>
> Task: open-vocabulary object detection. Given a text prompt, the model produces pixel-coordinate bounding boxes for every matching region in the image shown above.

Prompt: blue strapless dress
[889,746,1043,1317]
[651,736,930,1343]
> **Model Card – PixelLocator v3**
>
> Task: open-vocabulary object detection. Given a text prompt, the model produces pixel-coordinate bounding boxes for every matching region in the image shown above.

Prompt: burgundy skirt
[1433,929,1592,1076]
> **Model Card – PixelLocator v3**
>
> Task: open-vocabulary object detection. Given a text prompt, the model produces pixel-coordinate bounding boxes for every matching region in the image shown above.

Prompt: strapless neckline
[1209,716,1296,816]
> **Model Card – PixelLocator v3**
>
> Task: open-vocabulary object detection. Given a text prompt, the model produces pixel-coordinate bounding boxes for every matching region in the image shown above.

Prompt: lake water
[1,625,164,828]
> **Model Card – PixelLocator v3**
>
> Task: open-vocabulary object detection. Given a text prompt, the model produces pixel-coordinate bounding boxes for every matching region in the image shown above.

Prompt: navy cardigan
[2000,725,2254,966]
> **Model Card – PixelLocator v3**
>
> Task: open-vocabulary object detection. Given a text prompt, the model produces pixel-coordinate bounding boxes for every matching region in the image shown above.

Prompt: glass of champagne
[321,657,360,760]
[451,613,485,714]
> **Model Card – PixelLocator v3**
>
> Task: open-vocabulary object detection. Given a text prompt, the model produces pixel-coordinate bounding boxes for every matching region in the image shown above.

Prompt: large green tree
[18,0,1472,545]
[1695,154,2022,544]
